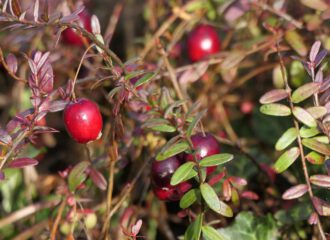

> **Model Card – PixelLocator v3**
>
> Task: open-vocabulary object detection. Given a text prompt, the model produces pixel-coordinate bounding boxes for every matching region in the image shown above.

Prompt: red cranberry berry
[185,133,220,175]
[187,25,221,62]
[151,156,191,201]
[62,10,92,46]
[63,98,103,144]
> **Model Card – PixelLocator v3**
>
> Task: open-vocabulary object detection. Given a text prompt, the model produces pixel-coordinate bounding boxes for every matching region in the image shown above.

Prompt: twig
[275,39,326,240]
[0,200,59,228]
[50,199,66,240]
[104,1,125,45]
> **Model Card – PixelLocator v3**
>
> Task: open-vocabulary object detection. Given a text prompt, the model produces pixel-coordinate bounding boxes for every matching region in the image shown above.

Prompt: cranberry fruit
[63,98,103,144]
[62,10,92,46]
[185,133,220,174]
[187,25,221,62]
[151,156,191,201]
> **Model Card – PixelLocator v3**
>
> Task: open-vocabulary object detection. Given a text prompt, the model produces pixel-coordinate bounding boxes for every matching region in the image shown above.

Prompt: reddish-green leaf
[273,147,300,173]
[260,104,291,116]
[292,107,317,127]
[89,168,107,191]
[310,175,330,188]
[134,71,157,88]
[302,138,330,155]
[8,157,38,168]
[200,183,233,217]
[275,128,298,151]
[282,184,308,200]
[301,0,328,11]
[309,41,321,62]
[291,82,321,103]
[68,161,90,192]
[259,89,288,104]
[312,197,330,216]
[306,151,325,165]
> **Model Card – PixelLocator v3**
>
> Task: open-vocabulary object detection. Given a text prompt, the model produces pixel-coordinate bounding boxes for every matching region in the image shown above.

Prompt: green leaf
[156,141,189,161]
[200,153,234,167]
[260,104,291,116]
[164,100,186,118]
[180,189,199,209]
[68,161,90,192]
[202,226,225,240]
[187,109,207,137]
[302,138,330,155]
[170,162,196,186]
[219,212,278,240]
[150,124,176,132]
[184,213,203,240]
[307,106,327,119]
[299,126,320,138]
[285,30,307,56]
[291,82,321,103]
[273,147,300,173]
[275,128,298,151]
[200,183,233,217]
[306,151,325,165]
[259,89,288,104]
[292,107,317,127]
[107,86,121,100]
[134,71,158,88]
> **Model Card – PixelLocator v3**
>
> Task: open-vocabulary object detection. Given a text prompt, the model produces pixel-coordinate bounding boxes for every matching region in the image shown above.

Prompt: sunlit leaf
[180,189,199,209]
[259,89,288,104]
[306,151,325,165]
[68,161,90,192]
[292,107,317,127]
[310,175,330,188]
[156,141,190,161]
[273,147,300,173]
[184,213,203,240]
[260,104,291,116]
[275,128,298,151]
[202,226,225,240]
[299,126,320,138]
[302,138,330,155]
[291,82,321,103]
[282,184,308,200]
[200,153,234,167]
[170,162,196,186]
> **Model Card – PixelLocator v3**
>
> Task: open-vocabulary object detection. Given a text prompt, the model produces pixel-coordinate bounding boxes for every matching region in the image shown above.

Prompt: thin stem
[50,199,66,240]
[276,40,326,240]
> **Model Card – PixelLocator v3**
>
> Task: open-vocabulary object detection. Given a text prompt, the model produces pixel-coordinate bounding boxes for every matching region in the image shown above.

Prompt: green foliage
[218,212,279,240]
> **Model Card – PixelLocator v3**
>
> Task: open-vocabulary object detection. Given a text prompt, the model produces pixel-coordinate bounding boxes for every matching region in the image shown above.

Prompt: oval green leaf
[299,126,320,138]
[200,153,234,167]
[306,151,325,165]
[200,183,233,217]
[156,141,189,161]
[275,128,298,151]
[291,82,321,103]
[134,71,157,88]
[260,104,291,116]
[273,147,300,173]
[68,161,90,192]
[202,226,225,240]
[184,213,203,240]
[307,106,327,119]
[180,189,199,209]
[170,162,196,186]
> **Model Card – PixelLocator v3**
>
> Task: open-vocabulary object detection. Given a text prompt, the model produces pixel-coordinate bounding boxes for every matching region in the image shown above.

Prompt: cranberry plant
[0,0,329,240]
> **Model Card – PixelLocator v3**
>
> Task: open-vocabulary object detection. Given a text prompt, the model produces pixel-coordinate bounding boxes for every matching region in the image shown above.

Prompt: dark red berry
[63,98,103,144]
[152,156,181,188]
[186,133,220,174]
[187,25,221,62]
[62,10,92,46]
[151,157,191,201]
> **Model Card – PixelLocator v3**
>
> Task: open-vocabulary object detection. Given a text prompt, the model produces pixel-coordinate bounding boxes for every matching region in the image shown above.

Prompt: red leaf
[8,157,38,168]
[282,184,308,200]
[6,53,18,74]
[89,168,107,191]
[228,176,247,186]
[241,191,259,200]
[259,89,288,104]
[222,179,232,201]
[208,171,225,186]
[309,41,321,62]
[308,212,318,225]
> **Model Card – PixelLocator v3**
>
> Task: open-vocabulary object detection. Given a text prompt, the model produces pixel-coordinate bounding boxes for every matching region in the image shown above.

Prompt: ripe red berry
[185,133,220,175]
[62,10,92,46]
[63,98,102,144]
[151,156,191,201]
[187,25,221,62]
